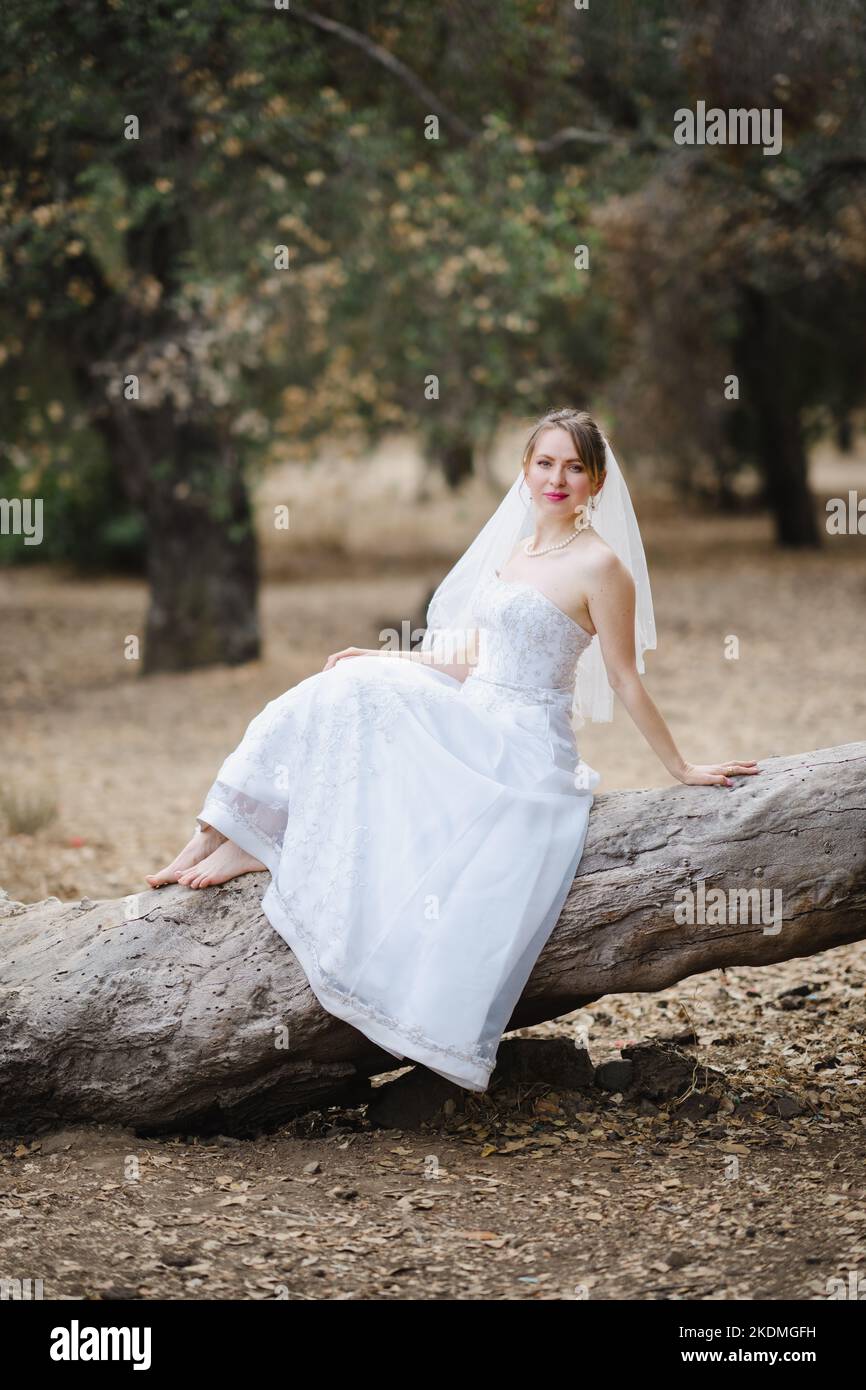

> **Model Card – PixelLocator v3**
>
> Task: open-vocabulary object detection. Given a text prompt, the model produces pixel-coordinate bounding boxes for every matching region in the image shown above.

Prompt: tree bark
[1,742,863,1137]
[97,403,261,673]
[142,423,260,674]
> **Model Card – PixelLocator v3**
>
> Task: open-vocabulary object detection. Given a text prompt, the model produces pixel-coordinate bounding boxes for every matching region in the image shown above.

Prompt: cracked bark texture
[1,742,863,1136]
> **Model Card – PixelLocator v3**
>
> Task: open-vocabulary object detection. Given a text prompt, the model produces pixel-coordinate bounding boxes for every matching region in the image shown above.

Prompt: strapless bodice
[461,570,593,712]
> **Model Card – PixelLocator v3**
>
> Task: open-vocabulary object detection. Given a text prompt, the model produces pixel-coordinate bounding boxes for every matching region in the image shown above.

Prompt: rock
[621,1040,724,1101]
[490,1038,595,1091]
[774,1094,806,1118]
[594,1059,635,1092]
[366,1068,465,1131]
[676,1091,720,1121]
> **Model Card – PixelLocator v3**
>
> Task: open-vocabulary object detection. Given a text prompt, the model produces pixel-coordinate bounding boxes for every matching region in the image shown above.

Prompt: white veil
[420,434,656,727]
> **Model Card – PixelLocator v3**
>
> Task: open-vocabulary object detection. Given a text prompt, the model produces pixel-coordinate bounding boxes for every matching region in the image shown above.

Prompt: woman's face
[524,427,596,516]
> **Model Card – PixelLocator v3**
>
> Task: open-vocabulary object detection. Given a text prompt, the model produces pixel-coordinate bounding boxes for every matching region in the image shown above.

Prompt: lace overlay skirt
[197,655,597,1090]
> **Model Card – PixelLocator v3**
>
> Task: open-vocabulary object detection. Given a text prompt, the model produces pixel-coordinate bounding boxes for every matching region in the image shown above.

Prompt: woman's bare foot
[177,839,267,889]
[146,824,227,887]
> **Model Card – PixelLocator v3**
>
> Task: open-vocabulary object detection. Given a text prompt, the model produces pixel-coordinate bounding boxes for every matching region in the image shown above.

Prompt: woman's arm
[323,632,479,683]
[586,554,759,788]
[382,641,477,683]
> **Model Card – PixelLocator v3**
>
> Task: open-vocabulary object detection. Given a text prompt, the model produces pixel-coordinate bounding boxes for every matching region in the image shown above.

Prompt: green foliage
[0,446,146,572]
[1,0,864,566]
[0,327,146,570]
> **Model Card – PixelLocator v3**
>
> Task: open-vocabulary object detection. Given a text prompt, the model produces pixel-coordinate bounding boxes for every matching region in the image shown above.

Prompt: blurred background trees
[2,0,865,670]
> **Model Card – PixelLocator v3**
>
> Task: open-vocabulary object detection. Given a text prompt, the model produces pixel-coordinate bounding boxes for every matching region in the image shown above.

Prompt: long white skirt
[197,655,597,1091]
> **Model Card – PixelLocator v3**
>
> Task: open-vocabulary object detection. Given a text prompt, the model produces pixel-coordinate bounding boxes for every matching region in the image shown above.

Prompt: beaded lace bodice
[461,569,593,710]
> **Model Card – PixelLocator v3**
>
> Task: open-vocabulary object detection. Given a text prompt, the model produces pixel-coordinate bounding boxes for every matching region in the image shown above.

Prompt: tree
[1,742,863,1133]
[591,0,866,545]
[0,0,339,668]
[4,0,863,656]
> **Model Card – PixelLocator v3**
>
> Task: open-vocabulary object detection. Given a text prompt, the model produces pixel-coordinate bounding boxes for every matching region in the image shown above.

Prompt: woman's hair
[521,408,607,491]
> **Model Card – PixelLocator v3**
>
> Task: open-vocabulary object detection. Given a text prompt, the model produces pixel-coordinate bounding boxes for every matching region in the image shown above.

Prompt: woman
[146,408,759,1091]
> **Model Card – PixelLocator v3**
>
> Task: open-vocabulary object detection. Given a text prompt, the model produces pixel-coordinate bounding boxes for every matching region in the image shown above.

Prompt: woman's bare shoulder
[570,529,630,582]
[556,537,632,625]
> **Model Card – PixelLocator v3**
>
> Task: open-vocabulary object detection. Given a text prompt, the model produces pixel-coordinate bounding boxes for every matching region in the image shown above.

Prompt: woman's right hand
[322,646,377,672]
[675,759,760,788]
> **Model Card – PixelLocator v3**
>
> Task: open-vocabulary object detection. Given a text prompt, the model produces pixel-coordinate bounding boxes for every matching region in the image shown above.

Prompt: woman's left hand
[322,646,376,671]
[676,760,760,788]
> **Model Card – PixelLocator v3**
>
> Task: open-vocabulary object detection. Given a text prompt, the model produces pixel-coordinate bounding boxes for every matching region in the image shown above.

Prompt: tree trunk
[836,414,853,453]
[1,742,863,1137]
[736,288,821,548]
[98,403,261,673]
[143,424,260,674]
[431,434,474,489]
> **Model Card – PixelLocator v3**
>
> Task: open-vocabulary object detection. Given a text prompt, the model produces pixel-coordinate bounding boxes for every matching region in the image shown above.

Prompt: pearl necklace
[523,524,587,558]
[523,498,593,557]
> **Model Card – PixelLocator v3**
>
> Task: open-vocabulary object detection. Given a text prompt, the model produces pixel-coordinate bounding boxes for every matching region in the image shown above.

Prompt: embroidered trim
[269,879,498,1076]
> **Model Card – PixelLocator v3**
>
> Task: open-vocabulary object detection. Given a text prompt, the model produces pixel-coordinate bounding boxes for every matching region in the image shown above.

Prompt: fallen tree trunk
[1,742,863,1136]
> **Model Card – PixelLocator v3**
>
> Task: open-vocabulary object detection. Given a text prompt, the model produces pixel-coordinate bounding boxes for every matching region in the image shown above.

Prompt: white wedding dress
[196,568,600,1091]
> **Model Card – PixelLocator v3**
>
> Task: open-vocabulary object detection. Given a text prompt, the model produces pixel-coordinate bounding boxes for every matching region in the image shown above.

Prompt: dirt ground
[1,453,864,1301]
[2,948,864,1301]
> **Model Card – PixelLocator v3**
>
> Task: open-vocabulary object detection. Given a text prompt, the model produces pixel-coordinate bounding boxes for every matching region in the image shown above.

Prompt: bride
[145,407,758,1091]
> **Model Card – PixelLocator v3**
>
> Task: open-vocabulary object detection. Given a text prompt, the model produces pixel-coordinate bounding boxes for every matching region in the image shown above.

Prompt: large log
[1,742,863,1136]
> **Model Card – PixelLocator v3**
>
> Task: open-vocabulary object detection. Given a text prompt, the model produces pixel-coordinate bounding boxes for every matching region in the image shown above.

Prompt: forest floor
[2,947,864,1301]
[1,469,864,1300]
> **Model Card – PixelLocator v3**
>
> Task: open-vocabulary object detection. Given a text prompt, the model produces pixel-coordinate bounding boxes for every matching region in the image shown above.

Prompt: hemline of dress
[196,795,494,1094]
[197,797,281,877]
[263,887,494,1093]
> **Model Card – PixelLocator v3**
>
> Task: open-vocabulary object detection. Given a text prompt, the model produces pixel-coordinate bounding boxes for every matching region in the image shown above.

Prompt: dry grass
[0,785,58,836]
